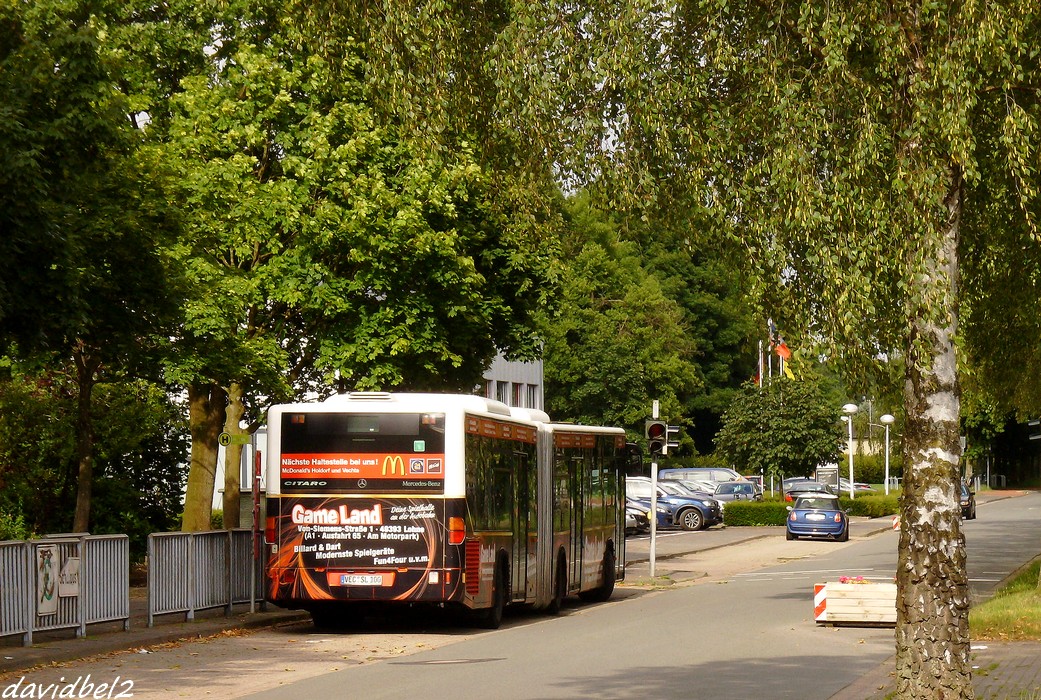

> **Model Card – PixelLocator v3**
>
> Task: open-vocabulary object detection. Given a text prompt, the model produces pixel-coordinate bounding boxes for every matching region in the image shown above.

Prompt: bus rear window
[279,412,446,493]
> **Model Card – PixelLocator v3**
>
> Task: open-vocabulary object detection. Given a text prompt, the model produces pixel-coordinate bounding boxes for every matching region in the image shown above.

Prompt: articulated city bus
[263,392,628,629]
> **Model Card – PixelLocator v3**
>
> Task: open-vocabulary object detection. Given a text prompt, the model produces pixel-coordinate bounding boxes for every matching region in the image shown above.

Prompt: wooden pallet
[814,582,896,626]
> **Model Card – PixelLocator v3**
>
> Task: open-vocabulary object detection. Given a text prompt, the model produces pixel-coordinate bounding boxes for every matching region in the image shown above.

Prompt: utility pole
[649,401,660,576]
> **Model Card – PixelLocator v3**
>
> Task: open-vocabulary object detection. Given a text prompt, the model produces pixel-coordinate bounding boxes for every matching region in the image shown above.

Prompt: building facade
[481,355,544,411]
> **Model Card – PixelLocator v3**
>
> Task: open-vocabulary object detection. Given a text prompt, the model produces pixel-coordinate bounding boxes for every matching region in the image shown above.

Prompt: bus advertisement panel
[267,495,465,602]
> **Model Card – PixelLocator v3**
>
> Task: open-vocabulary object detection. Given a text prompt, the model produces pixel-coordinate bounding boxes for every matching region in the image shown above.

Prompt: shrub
[722,494,899,526]
[839,494,899,518]
[851,453,903,484]
[0,510,33,540]
[722,501,789,526]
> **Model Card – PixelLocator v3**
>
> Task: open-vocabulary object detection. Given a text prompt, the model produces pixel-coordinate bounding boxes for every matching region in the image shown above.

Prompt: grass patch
[969,559,1041,641]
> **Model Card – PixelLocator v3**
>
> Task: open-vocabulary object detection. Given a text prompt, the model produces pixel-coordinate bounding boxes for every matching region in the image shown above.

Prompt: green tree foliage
[715,377,842,481]
[0,364,76,534]
[626,214,758,452]
[347,1,1041,693]
[0,0,182,533]
[543,195,755,451]
[0,363,186,557]
[541,198,699,431]
[89,381,188,554]
[130,0,560,529]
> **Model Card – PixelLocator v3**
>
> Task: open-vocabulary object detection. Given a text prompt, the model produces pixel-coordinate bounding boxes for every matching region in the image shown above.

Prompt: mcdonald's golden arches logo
[382,455,405,476]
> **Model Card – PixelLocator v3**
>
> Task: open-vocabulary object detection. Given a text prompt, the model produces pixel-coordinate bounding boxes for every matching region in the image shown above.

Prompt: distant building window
[485,380,494,399]
[527,384,540,410]
[496,381,509,403]
[513,382,524,407]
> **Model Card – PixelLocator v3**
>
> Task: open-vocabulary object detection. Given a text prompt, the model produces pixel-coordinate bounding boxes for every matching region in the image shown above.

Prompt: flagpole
[758,340,764,387]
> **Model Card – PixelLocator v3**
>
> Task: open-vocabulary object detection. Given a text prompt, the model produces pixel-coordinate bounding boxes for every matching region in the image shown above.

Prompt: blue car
[625,477,724,531]
[786,493,849,541]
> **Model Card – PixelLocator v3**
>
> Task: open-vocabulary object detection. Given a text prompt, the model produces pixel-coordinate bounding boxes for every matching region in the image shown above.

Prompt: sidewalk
[840,641,1041,699]
[0,592,309,678]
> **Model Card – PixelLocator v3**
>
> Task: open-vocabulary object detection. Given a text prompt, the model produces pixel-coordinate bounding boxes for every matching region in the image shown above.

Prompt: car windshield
[660,481,696,496]
[626,480,652,498]
[796,497,837,510]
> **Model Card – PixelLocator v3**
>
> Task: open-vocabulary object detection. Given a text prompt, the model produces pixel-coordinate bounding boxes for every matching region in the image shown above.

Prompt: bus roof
[314,392,513,416]
[277,392,619,435]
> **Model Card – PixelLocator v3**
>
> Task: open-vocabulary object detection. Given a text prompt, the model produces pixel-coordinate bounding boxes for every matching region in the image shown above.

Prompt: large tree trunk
[72,344,101,533]
[181,382,227,531]
[894,165,973,698]
[222,381,245,529]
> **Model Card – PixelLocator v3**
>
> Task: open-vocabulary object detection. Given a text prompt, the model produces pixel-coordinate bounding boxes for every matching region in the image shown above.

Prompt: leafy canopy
[715,375,843,481]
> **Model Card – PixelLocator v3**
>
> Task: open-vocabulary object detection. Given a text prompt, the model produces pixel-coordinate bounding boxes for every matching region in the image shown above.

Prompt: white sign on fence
[59,556,80,597]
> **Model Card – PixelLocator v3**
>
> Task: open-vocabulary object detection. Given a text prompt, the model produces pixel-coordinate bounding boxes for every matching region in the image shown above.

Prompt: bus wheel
[679,507,704,531]
[547,553,567,615]
[579,548,616,603]
[474,559,506,629]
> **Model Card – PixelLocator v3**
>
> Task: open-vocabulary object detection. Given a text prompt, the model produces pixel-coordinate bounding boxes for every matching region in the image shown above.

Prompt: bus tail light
[464,539,480,595]
[448,517,466,545]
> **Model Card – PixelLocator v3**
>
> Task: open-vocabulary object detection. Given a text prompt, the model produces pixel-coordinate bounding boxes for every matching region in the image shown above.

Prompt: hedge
[722,501,789,526]
[839,494,900,518]
[722,494,900,526]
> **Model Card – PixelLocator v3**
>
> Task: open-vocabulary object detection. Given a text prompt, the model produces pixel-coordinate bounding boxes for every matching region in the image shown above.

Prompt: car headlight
[700,500,716,507]
[656,505,670,513]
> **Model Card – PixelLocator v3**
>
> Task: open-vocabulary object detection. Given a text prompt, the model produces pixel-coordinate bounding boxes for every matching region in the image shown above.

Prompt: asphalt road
[5,491,1037,700]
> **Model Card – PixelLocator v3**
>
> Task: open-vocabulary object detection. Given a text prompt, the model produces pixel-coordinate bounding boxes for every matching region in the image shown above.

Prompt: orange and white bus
[263,392,628,629]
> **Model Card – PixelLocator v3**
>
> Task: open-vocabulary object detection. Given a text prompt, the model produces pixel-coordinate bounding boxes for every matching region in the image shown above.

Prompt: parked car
[786,493,849,541]
[837,477,877,495]
[625,476,724,531]
[960,482,977,520]
[626,500,651,535]
[659,480,713,498]
[712,480,763,502]
[784,479,835,501]
[670,478,720,496]
[659,467,746,483]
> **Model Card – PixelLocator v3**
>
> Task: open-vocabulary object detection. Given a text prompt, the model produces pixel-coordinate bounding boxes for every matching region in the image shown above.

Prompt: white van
[658,467,746,483]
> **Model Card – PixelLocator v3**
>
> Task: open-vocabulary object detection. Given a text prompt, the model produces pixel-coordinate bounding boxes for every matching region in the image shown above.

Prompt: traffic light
[645,420,667,455]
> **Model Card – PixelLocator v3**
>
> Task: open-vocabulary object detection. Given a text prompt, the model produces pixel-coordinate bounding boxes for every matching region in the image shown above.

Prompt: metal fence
[146,529,262,626]
[1,529,263,645]
[0,535,129,646]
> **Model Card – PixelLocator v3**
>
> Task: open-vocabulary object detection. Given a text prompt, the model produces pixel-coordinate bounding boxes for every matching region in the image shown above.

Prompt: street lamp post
[880,414,895,495]
[842,403,859,499]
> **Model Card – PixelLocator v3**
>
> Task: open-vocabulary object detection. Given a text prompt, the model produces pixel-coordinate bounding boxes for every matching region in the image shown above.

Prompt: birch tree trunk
[894,165,972,698]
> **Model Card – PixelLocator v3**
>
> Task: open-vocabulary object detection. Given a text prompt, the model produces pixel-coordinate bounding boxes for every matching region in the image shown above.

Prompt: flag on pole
[768,318,795,377]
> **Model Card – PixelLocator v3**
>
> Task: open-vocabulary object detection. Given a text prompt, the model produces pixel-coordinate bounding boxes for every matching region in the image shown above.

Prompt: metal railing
[0,535,129,646]
[146,529,261,626]
[2,529,263,646]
